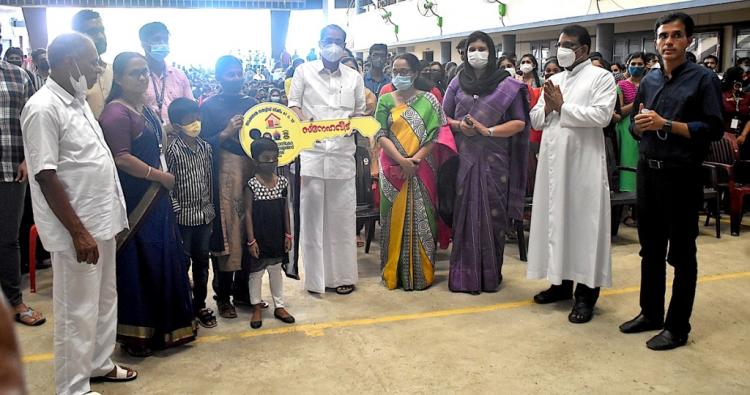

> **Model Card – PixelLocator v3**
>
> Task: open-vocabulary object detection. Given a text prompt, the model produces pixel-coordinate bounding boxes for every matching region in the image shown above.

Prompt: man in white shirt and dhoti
[288,24,366,295]
[527,25,616,324]
[21,33,137,395]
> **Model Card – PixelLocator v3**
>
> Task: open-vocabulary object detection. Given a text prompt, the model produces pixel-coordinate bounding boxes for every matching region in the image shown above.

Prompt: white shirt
[526,60,616,288]
[288,60,366,179]
[21,78,128,251]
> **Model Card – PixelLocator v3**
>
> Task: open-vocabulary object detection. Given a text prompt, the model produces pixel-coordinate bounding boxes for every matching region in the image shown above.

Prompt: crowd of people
[0,7,746,394]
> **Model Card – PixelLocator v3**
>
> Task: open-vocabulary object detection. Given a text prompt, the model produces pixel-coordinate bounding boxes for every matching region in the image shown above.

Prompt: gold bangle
[145,166,152,179]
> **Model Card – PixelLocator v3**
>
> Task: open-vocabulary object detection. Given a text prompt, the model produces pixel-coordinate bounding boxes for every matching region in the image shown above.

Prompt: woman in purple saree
[443,31,530,294]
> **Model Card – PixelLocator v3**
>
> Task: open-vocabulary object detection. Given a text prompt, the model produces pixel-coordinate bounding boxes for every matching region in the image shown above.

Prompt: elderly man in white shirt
[21,33,137,395]
[288,24,366,295]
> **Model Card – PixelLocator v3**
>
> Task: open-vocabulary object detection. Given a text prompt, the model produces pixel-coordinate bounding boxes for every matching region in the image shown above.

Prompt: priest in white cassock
[527,25,616,324]
[288,24,366,295]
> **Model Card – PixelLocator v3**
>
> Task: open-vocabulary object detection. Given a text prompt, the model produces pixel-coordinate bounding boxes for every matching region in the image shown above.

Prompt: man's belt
[640,156,697,170]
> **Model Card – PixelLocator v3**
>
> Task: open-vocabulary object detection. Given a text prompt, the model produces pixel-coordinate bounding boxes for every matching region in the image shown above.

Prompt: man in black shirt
[619,13,723,350]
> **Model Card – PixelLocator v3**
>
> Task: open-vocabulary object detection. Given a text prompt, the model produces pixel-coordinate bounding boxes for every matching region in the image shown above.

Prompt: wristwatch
[488,127,495,137]
[661,119,673,134]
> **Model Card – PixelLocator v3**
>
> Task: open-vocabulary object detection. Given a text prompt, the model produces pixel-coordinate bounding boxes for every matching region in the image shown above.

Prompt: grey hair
[48,32,94,70]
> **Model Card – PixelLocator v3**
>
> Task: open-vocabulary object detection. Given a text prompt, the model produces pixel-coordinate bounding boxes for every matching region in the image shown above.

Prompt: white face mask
[556,47,576,68]
[467,50,489,70]
[505,67,516,75]
[520,63,534,74]
[320,43,344,63]
[69,61,88,102]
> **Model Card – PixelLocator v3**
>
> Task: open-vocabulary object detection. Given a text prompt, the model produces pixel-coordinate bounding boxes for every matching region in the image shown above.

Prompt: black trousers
[0,182,25,307]
[179,224,212,313]
[557,280,601,306]
[211,256,250,304]
[636,160,702,336]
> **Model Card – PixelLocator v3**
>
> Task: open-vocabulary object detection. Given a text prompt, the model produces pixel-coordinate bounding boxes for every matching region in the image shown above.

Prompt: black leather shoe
[619,314,664,334]
[533,285,573,304]
[250,320,263,329]
[274,309,296,324]
[646,330,688,351]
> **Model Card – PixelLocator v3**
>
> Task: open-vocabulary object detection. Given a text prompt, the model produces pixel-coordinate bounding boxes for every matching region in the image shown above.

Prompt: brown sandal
[217,301,237,319]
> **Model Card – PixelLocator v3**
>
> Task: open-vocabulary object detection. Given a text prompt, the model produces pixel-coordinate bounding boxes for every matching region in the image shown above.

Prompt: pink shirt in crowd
[143,63,194,122]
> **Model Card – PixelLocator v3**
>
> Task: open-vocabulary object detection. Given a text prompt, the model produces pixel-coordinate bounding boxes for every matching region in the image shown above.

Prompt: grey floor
[16,219,750,394]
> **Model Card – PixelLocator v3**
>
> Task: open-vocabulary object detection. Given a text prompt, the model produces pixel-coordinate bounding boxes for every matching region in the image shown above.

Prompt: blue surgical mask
[628,66,644,77]
[150,44,170,61]
[392,75,413,91]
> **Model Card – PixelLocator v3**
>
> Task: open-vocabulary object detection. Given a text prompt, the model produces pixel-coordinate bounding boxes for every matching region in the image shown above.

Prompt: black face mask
[256,160,278,174]
[38,60,50,72]
[8,60,22,68]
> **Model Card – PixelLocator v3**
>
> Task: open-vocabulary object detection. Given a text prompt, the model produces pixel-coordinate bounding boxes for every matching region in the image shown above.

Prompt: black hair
[71,9,100,32]
[686,52,697,63]
[654,12,694,37]
[320,24,347,42]
[644,52,658,63]
[139,22,169,42]
[463,31,499,68]
[286,58,305,79]
[456,39,467,52]
[626,52,646,65]
[168,98,199,125]
[369,43,387,55]
[215,55,243,79]
[702,55,719,63]
[4,47,23,60]
[721,67,745,92]
[498,55,515,68]
[340,56,360,72]
[250,137,279,159]
[269,88,282,96]
[106,52,147,103]
[588,54,611,70]
[520,53,542,87]
[543,57,560,70]
[737,57,750,66]
[344,48,354,58]
[31,48,46,63]
[561,24,592,53]
[611,62,624,71]
[392,53,421,77]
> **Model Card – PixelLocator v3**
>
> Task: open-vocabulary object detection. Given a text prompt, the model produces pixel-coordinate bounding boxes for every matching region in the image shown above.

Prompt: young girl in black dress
[244,138,295,329]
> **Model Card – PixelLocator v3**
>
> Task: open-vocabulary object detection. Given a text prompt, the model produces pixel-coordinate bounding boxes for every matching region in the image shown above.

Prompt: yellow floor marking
[22,270,750,364]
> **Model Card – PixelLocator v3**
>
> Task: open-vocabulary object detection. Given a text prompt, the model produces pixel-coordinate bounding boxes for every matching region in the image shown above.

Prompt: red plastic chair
[705,133,750,236]
[29,225,38,293]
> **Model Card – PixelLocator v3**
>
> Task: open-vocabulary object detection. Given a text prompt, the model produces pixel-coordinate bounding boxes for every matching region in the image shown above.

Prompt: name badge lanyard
[151,72,167,124]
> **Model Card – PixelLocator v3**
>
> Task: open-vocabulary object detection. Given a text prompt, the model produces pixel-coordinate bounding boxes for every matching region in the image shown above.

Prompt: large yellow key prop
[239,102,380,165]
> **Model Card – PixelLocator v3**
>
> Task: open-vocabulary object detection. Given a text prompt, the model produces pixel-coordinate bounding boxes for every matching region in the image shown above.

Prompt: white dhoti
[52,238,117,395]
[301,176,358,293]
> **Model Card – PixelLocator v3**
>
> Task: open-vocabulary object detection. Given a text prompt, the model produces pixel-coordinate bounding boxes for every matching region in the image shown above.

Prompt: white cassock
[527,59,616,288]
[288,61,367,293]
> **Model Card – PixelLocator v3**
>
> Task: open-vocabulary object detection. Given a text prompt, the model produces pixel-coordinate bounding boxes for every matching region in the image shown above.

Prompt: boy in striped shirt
[166,98,217,328]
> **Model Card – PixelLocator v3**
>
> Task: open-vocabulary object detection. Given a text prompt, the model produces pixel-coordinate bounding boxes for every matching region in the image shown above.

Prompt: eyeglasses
[321,39,345,46]
[555,41,580,50]
[392,69,414,77]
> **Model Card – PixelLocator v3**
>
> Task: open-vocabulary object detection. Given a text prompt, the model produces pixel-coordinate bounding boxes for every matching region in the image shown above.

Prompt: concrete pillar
[270,11,291,63]
[501,34,516,57]
[355,0,365,15]
[440,41,452,63]
[21,7,47,51]
[322,0,335,22]
[596,23,615,62]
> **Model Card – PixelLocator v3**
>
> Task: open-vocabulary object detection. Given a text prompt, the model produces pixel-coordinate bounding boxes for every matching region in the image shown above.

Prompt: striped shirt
[0,60,34,182]
[166,134,215,226]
